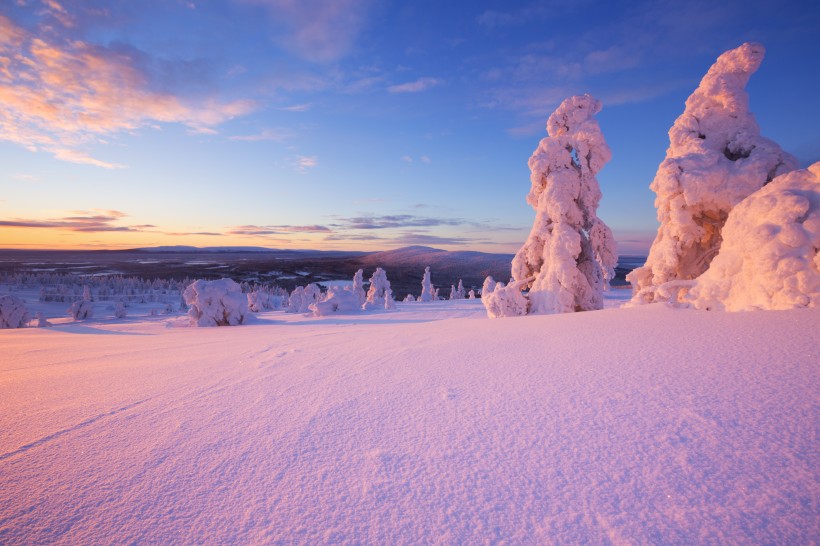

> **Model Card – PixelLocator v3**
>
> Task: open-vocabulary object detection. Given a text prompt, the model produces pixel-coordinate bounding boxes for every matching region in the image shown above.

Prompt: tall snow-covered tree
[510,93,617,314]
[628,43,798,304]
[352,269,366,306]
[419,266,435,302]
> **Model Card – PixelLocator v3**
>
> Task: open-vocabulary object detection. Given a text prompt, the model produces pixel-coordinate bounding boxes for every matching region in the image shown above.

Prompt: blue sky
[1,0,818,253]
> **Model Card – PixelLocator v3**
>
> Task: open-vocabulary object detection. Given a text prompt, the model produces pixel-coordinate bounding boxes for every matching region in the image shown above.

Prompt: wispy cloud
[229,127,293,142]
[0,209,141,232]
[278,103,312,112]
[239,0,371,62]
[388,77,442,94]
[0,12,255,168]
[227,224,331,236]
[297,155,318,172]
[331,214,464,230]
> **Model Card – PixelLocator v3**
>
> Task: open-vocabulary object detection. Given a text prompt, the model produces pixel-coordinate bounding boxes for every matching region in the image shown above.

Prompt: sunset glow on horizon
[1,0,818,254]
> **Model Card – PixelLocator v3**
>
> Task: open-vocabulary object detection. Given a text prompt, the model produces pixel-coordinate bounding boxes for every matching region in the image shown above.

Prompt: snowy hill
[1,300,816,544]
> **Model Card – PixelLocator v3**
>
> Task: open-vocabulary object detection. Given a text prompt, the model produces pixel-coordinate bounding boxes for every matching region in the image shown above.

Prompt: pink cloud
[0,14,255,168]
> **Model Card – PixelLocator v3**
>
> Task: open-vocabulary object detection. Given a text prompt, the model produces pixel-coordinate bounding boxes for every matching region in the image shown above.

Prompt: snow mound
[687,163,820,311]
[628,43,799,304]
[183,278,247,327]
[0,294,30,328]
[509,93,617,315]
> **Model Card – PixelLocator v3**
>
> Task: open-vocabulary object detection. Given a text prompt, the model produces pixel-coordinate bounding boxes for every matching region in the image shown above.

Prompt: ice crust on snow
[0,294,30,328]
[493,94,616,318]
[183,278,247,327]
[628,43,799,304]
[686,162,820,311]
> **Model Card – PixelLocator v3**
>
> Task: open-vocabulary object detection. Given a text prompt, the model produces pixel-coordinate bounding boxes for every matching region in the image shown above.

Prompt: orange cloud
[0,14,255,168]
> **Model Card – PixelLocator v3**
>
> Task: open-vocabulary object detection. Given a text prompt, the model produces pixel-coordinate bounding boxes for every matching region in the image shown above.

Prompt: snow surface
[1,296,817,544]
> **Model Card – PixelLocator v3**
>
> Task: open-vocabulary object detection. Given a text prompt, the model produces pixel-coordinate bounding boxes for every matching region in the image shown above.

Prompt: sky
[0,0,818,254]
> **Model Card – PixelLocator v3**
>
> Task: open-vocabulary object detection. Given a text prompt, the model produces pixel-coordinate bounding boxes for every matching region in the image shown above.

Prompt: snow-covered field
[1,292,817,544]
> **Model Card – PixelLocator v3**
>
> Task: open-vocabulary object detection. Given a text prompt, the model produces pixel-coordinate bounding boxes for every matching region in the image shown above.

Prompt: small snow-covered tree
[302,283,321,313]
[114,301,127,319]
[509,93,617,315]
[419,267,435,302]
[68,288,93,320]
[183,278,247,327]
[311,286,361,316]
[403,294,416,302]
[286,286,304,313]
[482,276,497,296]
[686,162,820,311]
[363,268,396,310]
[628,43,798,304]
[481,280,529,319]
[352,269,366,306]
[467,289,476,300]
[0,294,30,328]
[34,311,52,327]
[449,280,466,300]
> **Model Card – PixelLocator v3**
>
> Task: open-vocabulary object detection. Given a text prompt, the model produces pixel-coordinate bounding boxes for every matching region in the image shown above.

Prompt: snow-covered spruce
[183,278,247,327]
[0,294,30,328]
[685,163,820,311]
[352,269,367,307]
[628,43,798,305]
[506,94,617,316]
[363,268,396,310]
[286,286,304,313]
[114,301,127,319]
[310,286,362,316]
[449,280,466,300]
[419,267,435,302]
[403,294,416,303]
[68,287,94,320]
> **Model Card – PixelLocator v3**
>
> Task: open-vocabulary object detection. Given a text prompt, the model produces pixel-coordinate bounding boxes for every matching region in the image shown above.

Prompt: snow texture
[687,162,820,311]
[1,300,816,544]
[511,94,618,315]
[419,266,435,302]
[183,278,247,327]
[363,268,396,310]
[628,43,799,304]
[0,294,30,328]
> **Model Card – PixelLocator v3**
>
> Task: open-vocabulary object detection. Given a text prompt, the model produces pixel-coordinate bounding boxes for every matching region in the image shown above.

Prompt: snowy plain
[1,290,817,545]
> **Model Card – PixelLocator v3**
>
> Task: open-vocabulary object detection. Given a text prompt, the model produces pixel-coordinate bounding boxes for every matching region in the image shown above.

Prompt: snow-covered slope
[1,300,816,544]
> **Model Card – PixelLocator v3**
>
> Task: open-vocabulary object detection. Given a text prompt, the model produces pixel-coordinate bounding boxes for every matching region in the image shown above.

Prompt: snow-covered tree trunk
[510,93,617,315]
[419,267,435,302]
[628,43,798,304]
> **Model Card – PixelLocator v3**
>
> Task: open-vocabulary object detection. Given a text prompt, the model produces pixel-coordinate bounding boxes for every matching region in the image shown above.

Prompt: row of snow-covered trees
[484,42,818,317]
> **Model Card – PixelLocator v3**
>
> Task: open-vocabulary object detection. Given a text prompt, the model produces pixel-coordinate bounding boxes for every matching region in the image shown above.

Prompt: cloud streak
[388,77,442,94]
[0,210,141,232]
